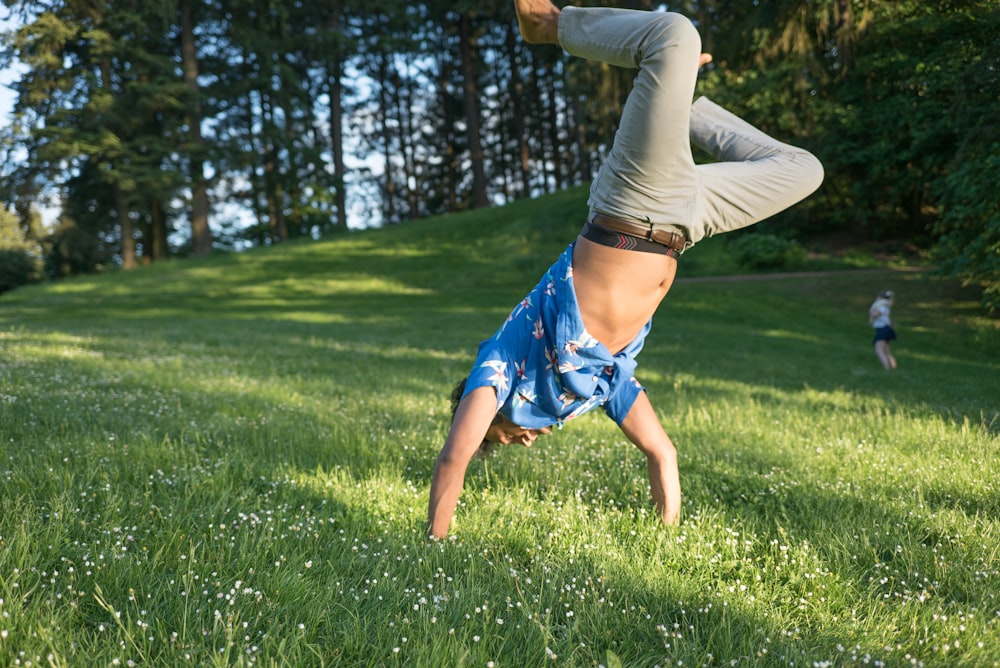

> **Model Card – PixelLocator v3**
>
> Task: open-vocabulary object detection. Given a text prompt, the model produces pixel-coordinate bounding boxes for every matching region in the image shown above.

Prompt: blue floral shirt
[463,242,647,429]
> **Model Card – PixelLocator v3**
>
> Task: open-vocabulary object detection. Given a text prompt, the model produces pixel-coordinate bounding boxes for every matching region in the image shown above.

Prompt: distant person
[427,0,825,539]
[869,290,897,370]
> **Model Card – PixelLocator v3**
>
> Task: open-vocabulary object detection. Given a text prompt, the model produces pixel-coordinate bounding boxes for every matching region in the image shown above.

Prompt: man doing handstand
[428,0,824,539]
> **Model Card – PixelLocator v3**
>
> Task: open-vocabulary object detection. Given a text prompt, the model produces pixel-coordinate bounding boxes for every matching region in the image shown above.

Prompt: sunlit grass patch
[2,192,999,666]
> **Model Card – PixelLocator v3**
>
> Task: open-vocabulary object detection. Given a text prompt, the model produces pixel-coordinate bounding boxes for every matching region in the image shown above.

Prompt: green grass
[1,185,998,666]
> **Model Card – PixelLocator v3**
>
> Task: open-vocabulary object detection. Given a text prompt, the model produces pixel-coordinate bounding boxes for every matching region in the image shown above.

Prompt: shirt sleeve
[462,348,514,411]
[603,376,644,425]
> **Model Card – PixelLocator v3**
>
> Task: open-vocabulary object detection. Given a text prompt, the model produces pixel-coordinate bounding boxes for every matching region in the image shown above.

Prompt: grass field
[2,186,998,666]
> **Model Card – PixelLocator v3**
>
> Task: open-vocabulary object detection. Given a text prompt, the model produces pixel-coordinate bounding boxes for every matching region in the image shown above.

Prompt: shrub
[729,233,806,271]
[0,248,44,294]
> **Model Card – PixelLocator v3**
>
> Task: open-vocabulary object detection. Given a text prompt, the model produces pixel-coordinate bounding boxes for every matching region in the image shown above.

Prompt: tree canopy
[1,0,997,308]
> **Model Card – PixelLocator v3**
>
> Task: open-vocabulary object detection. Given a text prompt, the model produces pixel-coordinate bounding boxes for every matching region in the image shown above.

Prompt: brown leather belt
[590,213,687,254]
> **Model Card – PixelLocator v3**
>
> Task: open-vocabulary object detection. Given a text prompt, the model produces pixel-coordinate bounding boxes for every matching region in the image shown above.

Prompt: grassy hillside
[1,187,998,666]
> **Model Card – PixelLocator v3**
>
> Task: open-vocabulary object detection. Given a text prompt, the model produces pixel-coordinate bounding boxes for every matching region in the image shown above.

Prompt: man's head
[450,379,552,456]
[484,412,552,446]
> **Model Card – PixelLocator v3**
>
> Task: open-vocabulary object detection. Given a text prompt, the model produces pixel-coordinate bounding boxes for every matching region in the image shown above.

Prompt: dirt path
[676,266,933,284]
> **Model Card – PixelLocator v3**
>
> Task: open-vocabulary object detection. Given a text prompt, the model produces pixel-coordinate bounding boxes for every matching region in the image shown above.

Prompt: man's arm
[618,391,681,525]
[427,386,497,539]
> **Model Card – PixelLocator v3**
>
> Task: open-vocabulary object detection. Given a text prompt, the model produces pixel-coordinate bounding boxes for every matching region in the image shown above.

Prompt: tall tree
[325,0,349,229]
[178,0,213,255]
[504,19,532,199]
[1,0,208,266]
[456,10,489,209]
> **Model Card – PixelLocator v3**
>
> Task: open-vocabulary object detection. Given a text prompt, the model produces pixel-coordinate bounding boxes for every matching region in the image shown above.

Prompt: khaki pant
[559,7,824,248]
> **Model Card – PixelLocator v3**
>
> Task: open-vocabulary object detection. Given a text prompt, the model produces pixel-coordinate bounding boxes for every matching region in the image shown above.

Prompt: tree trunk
[396,67,419,220]
[243,62,268,241]
[486,57,512,204]
[505,21,531,199]
[149,199,169,261]
[117,189,136,269]
[376,48,397,223]
[260,87,288,242]
[99,55,137,269]
[458,12,489,208]
[696,3,714,58]
[437,58,458,213]
[328,0,348,229]
[542,65,562,191]
[179,0,213,256]
[94,7,137,271]
[572,95,591,185]
[265,145,288,242]
[835,0,856,71]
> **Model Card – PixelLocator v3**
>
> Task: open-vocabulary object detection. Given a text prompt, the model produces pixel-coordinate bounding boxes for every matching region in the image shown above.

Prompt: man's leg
[556,8,704,234]
[514,2,823,246]
[689,98,824,242]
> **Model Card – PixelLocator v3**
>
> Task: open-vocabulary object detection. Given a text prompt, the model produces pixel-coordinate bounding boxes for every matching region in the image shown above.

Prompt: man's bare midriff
[572,235,678,354]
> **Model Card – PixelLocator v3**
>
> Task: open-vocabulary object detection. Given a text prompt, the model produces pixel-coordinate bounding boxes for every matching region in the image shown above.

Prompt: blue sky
[0,15,18,125]
[0,14,382,232]
[1,72,17,124]
[1,17,57,224]
[0,17,17,123]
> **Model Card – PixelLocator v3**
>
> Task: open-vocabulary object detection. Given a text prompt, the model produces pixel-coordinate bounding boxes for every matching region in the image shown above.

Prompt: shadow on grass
[429,422,998,664]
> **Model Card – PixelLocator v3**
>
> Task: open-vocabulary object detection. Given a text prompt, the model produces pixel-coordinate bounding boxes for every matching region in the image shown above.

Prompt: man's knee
[796,150,825,201]
[647,12,701,59]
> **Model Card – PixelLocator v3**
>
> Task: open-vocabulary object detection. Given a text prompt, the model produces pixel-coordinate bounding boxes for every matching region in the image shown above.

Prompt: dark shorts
[873,326,897,344]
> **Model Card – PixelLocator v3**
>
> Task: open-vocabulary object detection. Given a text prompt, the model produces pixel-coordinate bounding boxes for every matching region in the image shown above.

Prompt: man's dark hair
[450,378,497,457]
